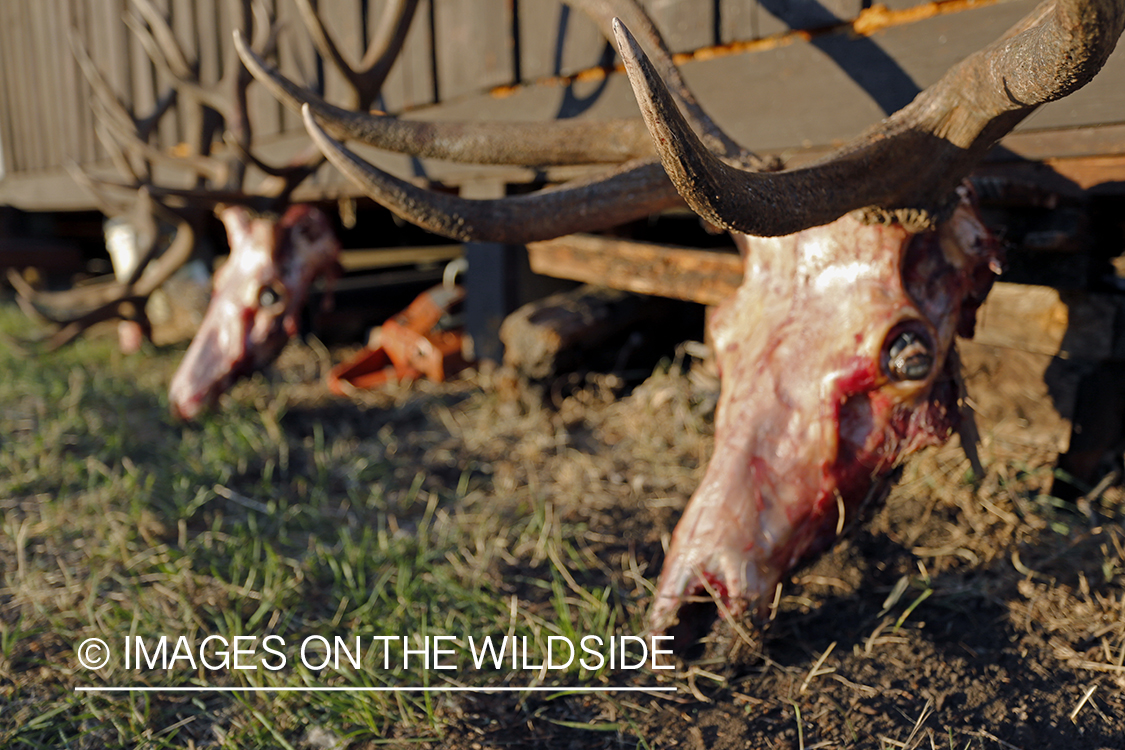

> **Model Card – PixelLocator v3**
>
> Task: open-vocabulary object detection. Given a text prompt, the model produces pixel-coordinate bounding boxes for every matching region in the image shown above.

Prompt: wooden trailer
[2,0,1124,209]
[1,0,1124,482]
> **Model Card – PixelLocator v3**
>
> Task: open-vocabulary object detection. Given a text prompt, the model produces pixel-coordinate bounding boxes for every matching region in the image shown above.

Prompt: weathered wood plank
[93,0,133,164]
[5,3,44,171]
[379,0,437,111]
[125,0,159,164]
[527,234,743,305]
[0,12,13,177]
[643,0,716,52]
[755,0,865,38]
[719,0,754,43]
[339,244,462,270]
[8,0,1125,209]
[433,0,514,101]
[972,282,1117,361]
[169,0,199,150]
[29,2,62,169]
[143,0,179,155]
[275,0,321,131]
[0,6,26,173]
[958,341,1076,453]
[318,0,366,107]
[195,0,222,89]
[518,0,609,82]
[52,0,83,165]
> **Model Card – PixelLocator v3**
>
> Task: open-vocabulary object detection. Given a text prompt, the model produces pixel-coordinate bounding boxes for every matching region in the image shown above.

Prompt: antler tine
[303,105,682,243]
[30,216,197,352]
[236,30,654,166]
[292,0,419,111]
[128,0,196,80]
[126,2,226,112]
[222,131,327,202]
[361,0,419,88]
[616,0,1125,237]
[66,161,131,217]
[18,177,192,316]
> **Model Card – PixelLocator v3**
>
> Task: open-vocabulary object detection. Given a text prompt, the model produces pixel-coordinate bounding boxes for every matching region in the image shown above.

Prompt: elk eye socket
[258,283,286,309]
[883,323,934,381]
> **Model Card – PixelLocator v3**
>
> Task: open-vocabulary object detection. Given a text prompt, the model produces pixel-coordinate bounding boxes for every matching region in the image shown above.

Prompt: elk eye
[258,283,285,309]
[883,324,934,381]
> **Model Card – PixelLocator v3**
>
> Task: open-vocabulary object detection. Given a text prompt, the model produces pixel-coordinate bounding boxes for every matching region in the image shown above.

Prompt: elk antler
[235,31,655,167]
[292,0,419,111]
[302,107,679,243]
[614,0,1125,236]
[274,0,1122,245]
[240,0,732,242]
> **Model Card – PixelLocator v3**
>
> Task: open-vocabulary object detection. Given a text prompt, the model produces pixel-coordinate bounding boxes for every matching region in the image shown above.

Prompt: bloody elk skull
[648,194,1000,631]
[169,205,340,420]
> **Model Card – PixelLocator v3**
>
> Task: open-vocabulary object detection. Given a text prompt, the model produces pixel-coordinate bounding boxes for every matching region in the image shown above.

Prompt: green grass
[0,305,657,748]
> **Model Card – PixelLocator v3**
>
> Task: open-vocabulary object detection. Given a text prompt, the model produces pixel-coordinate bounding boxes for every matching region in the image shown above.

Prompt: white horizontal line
[75,686,677,693]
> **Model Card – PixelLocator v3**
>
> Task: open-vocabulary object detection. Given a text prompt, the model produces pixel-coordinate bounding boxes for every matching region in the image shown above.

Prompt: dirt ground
[262,338,1125,750]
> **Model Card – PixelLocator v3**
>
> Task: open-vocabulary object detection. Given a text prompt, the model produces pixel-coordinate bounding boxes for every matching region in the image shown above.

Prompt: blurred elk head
[12,0,424,419]
[244,0,1121,637]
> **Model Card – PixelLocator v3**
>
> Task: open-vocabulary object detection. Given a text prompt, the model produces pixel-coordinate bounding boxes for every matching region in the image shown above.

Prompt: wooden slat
[93,0,132,163]
[170,0,198,150]
[126,0,158,170]
[145,0,179,155]
[6,3,44,171]
[433,0,514,101]
[57,0,88,166]
[527,234,743,305]
[275,0,320,132]
[643,0,716,53]
[196,0,222,89]
[959,341,1074,452]
[719,0,754,44]
[317,0,365,108]
[0,6,22,174]
[756,0,865,37]
[29,2,61,168]
[972,282,1117,361]
[0,29,10,178]
[0,167,104,210]
[380,0,436,111]
[518,0,609,82]
[247,0,283,138]
[68,0,96,164]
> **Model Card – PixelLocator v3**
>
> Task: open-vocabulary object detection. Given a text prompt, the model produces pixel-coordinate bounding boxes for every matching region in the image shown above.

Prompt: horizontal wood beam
[339,245,462,271]
[527,234,743,305]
